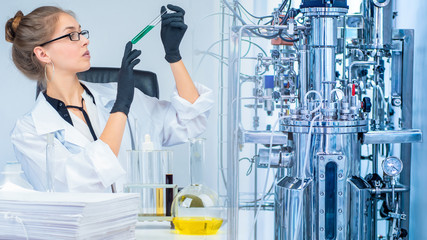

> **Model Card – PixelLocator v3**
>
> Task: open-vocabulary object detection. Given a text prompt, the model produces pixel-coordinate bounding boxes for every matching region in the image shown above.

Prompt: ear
[33,46,51,64]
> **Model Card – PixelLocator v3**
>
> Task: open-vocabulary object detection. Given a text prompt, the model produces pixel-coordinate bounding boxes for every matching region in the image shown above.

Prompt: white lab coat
[10,80,213,192]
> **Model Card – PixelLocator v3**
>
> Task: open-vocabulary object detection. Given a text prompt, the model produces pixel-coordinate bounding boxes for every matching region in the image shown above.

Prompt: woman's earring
[44,61,55,82]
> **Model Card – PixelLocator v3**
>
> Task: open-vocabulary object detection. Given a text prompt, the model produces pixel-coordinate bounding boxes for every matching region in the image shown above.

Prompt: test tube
[131,9,170,44]
[165,151,173,217]
[156,151,165,216]
[143,151,156,216]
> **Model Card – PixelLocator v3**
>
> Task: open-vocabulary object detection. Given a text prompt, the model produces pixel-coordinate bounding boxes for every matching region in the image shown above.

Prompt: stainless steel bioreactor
[224,0,422,239]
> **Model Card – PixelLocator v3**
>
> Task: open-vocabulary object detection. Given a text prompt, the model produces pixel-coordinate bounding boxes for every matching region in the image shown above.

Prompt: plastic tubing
[304,90,323,115]
[293,113,321,240]
[248,114,290,240]
[329,89,345,102]
[369,80,387,108]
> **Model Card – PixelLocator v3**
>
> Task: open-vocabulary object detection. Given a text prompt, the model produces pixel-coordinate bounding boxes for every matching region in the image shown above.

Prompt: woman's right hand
[111,41,141,116]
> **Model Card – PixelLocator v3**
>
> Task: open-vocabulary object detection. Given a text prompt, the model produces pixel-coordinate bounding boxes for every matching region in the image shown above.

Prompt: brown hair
[5,6,75,82]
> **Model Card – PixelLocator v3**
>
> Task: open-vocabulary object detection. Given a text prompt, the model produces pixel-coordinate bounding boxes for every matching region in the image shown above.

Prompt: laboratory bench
[135,221,226,240]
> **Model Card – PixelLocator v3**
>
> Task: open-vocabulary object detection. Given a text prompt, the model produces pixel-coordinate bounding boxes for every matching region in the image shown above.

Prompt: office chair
[36,67,159,99]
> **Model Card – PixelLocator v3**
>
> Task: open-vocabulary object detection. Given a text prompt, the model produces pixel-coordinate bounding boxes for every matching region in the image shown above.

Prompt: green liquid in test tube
[131,25,155,44]
[131,9,170,44]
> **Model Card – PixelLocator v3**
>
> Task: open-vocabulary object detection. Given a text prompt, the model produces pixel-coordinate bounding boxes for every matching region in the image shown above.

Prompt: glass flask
[126,150,172,217]
[171,138,224,235]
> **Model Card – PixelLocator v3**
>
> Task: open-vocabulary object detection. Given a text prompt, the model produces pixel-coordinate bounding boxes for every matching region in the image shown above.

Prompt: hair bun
[5,11,24,43]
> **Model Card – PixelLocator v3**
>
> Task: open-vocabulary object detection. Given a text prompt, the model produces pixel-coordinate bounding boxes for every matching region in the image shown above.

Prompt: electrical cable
[237,4,256,25]
[242,37,253,58]
[237,2,274,19]
[222,0,280,39]
[196,51,228,65]
[239,157,255,176]
[196,37,268,72]
[258,17,274,26]
[242,39,268,56]
[278,0,290,12]
[279,30,300,42]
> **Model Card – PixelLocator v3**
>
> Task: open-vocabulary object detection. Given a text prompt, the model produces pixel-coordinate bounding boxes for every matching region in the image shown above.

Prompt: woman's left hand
[160,4,188,63]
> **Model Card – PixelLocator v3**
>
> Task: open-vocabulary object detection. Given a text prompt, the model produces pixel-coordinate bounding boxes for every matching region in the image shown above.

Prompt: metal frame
[392,29,415,235]
[227,24,293,240]
[225,4,416,239]
[317,153,346,240]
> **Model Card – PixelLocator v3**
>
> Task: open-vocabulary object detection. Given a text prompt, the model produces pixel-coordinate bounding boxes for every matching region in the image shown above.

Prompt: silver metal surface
[280,119,369,134]
[301,7,348,17]
[242,130,288,145]
[363,0,393,48]
[318,154,346,240]
[298,45,310,103]
[275,177,313,240]
[362,129,422,144]
[370,186,410,194]
[394,29,415,234]
[305,7,347,101]
[348,177,373,240]
[225,2,419,239]
[258,148,293,168]
[275,131,362,240]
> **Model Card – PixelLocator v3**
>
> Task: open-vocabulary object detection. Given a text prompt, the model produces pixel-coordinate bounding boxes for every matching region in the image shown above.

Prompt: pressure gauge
[381,157,403,177]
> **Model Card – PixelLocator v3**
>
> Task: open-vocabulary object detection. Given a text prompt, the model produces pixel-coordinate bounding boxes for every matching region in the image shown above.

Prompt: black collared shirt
[43,83,96,126]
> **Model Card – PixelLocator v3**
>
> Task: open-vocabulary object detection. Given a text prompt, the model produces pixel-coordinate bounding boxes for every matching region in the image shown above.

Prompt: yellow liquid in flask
[173,217,223,235]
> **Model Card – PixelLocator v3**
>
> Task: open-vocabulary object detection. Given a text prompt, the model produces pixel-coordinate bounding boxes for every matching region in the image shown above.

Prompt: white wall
[394,0,427,238]
[0,0,221,191]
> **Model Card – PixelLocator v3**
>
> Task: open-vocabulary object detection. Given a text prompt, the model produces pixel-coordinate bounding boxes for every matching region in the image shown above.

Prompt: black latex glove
[160,4,188,63]
[111,41,141,116]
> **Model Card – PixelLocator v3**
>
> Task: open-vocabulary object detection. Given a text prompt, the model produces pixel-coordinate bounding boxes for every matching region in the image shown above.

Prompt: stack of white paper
[0,192,139,240]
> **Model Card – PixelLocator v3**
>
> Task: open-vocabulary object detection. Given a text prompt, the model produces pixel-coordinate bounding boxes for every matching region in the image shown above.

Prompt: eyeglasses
[39,30,89,46]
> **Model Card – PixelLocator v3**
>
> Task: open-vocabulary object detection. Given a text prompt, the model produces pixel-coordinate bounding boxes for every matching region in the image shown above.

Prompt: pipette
[131,9,170,44]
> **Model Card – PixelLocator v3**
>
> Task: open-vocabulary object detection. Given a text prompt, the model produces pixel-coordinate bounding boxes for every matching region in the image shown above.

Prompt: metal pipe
[253,56,261,240]
[362,129,422,144]
[218,0,226,194]
[311,16,338,102]
[373,3,385,48]
[227,23,291,240]
[342,15,347,84]
[241,56,297,61]
[299,44,310,104]
[369,186,409,194]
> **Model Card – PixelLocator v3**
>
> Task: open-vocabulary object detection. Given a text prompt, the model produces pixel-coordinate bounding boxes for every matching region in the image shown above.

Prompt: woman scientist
[6,5,213,192]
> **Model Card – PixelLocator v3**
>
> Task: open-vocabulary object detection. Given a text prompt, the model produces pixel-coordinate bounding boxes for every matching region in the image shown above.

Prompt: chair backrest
[36,67,159,99]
